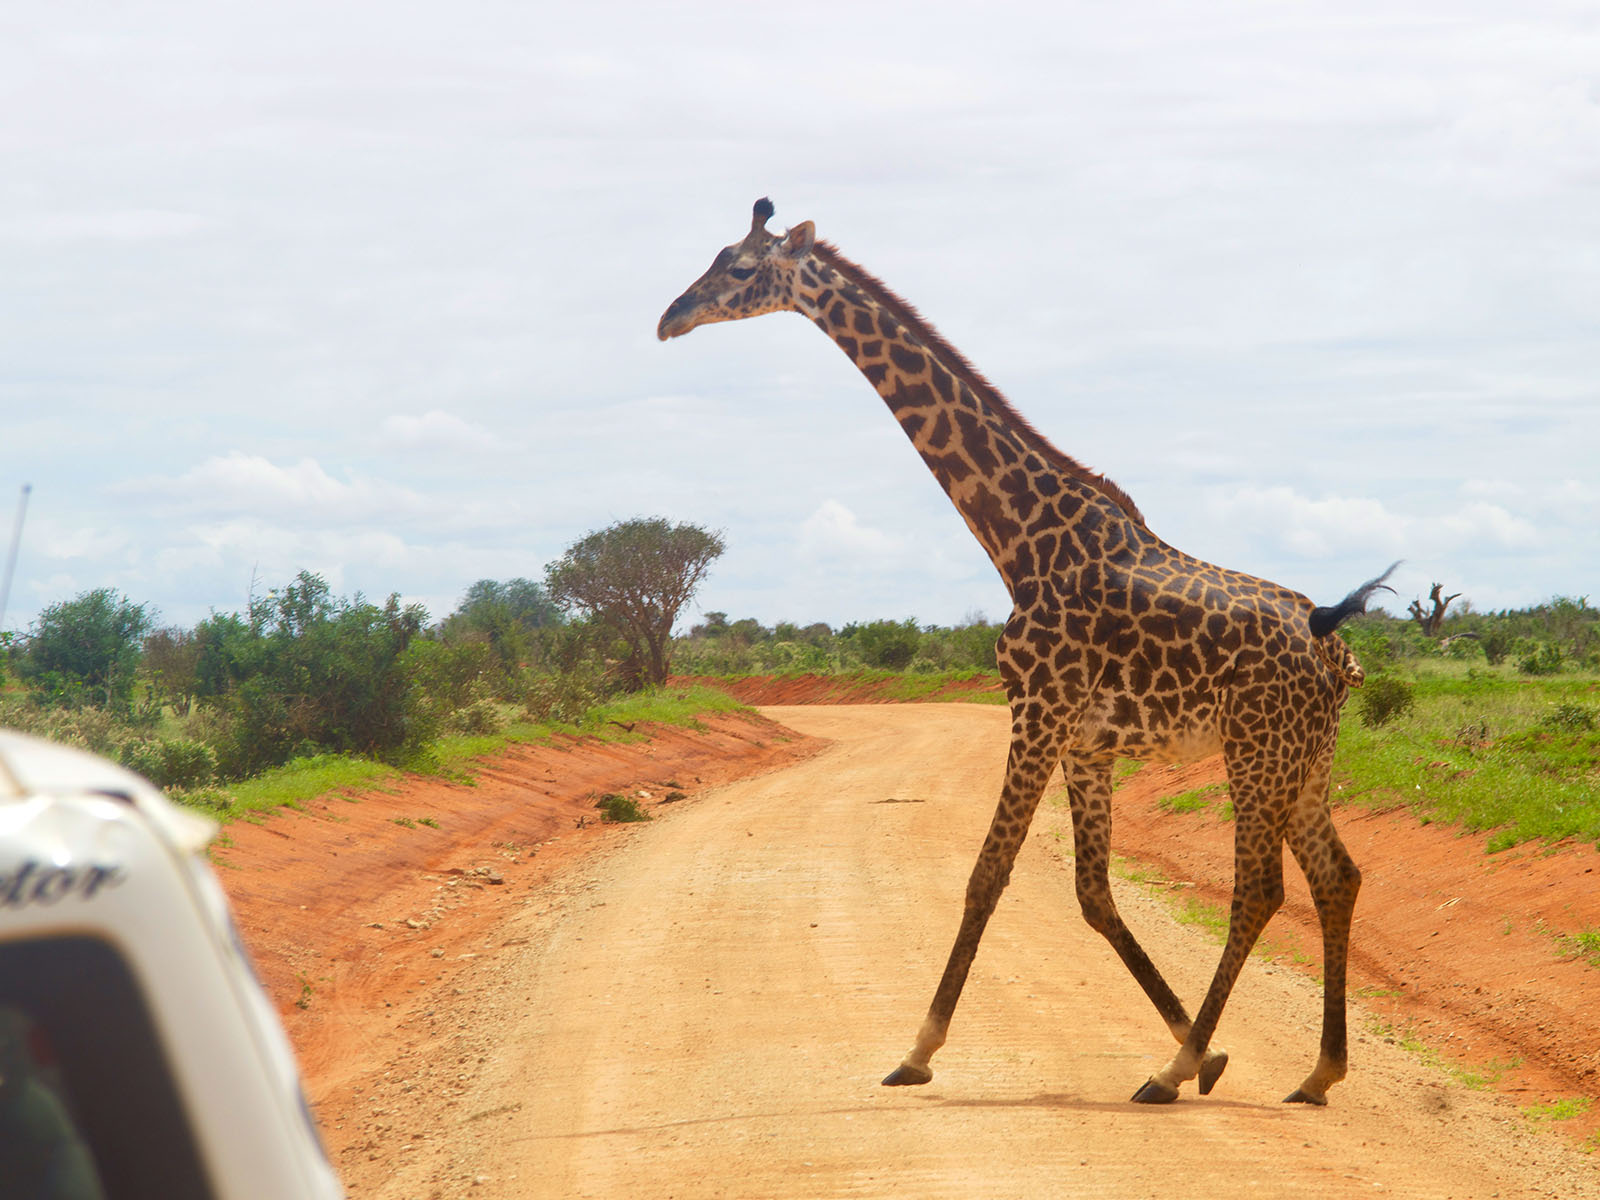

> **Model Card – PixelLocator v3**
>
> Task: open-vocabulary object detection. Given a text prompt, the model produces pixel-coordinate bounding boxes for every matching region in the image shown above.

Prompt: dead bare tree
[1408,583,1461,637]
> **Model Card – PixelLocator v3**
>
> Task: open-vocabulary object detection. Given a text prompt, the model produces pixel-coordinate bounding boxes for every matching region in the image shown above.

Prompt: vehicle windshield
[0,936,213,1199]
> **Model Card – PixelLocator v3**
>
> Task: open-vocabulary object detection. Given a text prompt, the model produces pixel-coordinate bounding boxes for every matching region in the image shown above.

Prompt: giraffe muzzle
[657,296,696,341]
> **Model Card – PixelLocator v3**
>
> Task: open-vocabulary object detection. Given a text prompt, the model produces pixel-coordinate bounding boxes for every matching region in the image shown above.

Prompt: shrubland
[676,598,1600,853]
[672,611,1004,676]
[1330,600,1599,851]
[3,562,1594,851]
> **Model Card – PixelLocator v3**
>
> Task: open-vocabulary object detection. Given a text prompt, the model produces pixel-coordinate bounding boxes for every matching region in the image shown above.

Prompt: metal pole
[0,482,31,632]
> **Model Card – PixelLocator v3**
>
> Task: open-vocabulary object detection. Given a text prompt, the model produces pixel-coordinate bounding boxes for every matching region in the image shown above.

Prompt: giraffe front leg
[883,733,1058,1087]
[881,824,1020,1086]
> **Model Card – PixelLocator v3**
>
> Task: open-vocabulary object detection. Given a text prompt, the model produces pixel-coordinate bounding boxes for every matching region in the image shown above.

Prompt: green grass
[1366,1017,1520,1091]
[1111,858,1166,886]
[1158,782,1230,817]
[1353,984,1403,1000]
[1333,662,1600,851]
[878,670,1008,704]
[217,754,401,821]
[1541,923,1600,969]
[1524,1096,1593,1125]
[505,683,750,743]
[1171,895,1230,942]
[181,685,753,825]
[1111,760,1146,789]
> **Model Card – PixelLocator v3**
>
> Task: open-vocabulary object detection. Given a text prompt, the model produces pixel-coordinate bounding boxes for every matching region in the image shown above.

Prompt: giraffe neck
[794,241,1145,586]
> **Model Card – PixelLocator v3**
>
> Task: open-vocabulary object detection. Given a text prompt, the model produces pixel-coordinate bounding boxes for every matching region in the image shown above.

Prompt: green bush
[197,573,432,778]
[522,669,602,725]
[117,737,218,791]
[1545,701,1597,733]
[0,700,124,756]
[1518,642,1563,676]
[764,640,834,673]
[596,792,650,823]
[164,784,236,814]
[447,698,505,735]
[1480,630,1513,666]
[1356,675,1415,728]
[844,619,922,670]
[403,638,496,710]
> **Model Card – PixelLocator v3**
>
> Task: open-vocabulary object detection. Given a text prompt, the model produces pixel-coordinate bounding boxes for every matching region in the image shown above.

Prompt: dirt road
[365,705,1596,1199]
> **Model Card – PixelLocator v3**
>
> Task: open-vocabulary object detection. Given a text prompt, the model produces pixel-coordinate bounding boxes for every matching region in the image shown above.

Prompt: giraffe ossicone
[660,197,1393,1106]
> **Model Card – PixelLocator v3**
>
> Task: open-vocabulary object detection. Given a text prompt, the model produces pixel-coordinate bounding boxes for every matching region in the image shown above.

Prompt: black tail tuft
[1309,561,1401,637]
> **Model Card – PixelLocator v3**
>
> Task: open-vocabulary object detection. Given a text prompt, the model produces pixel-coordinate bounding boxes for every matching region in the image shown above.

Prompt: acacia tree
[545,518,725,688]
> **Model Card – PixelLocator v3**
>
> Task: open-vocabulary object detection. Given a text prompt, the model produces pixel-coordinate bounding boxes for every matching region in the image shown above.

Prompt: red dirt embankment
[213,711,822,1136]
[687,675,1600,1135]
[1115,755,1600,1137]
[671,672,1004,704]
[215,679,1600,1177]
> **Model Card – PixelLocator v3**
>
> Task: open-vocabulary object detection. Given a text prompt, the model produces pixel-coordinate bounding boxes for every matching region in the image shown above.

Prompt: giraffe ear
[780,220,815,257]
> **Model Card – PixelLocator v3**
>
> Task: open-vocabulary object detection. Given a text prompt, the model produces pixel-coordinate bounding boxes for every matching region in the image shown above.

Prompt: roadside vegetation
[3,532,1595,854]
[671,610,1006,693]
[0,516,737,818]
[1332,598,1600,851]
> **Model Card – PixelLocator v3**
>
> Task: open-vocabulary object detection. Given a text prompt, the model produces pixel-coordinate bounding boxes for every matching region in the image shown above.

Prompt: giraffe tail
[1308,562,1400,638]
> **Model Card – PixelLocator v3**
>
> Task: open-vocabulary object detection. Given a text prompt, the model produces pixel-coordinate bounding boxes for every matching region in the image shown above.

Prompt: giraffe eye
[727,265,756,280]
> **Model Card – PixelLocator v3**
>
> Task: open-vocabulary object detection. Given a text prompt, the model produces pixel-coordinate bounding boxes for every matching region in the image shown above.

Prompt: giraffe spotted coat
[659,198,1393,1106]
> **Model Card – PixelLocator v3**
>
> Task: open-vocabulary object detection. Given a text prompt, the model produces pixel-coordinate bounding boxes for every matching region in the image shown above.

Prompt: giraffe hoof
[882,1063,934,1087]
[1198,1049,1229,1095]
[1130,1077,1179,1105]
[1283,1088,1328,1106]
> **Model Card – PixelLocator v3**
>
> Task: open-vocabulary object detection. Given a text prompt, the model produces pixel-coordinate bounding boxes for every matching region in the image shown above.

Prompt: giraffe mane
[811,240,1147,529]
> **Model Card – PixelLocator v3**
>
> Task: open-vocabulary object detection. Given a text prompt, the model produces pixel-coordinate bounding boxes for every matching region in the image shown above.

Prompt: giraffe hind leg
[1283,747,1360,1105]
[1063,758,1228,1099]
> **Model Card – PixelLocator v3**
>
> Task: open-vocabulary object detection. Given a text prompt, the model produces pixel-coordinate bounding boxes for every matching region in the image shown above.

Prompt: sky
[3,1,1597,639]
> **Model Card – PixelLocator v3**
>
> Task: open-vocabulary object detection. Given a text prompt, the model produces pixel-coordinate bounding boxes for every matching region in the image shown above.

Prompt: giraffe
[658,198,1395,1106]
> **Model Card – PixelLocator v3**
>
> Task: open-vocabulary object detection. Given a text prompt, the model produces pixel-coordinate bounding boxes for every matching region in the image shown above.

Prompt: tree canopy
[545,517,724,687]
[452,578,564,630]
[19,587,153,708]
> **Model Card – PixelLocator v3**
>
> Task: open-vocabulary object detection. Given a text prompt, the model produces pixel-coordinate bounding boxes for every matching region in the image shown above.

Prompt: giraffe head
[657,198,815,340]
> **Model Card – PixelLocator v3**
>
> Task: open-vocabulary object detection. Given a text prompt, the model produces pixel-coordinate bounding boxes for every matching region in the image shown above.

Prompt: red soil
[213,679,1600,1171]
[1114,755,1600,1137]
[672,672,1005,705]
[213,711,822,1124]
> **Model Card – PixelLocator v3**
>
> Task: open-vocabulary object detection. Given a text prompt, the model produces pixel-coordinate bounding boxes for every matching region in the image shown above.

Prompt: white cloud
[1204,486,1404,558]
[115,453,430,525]
[379,410,503,453]
[797,500,905,564]
[1432,502,1542,551]
[4,1,1598,632]
[1204,485,1540,561]
[26,518,132,564]
[0,209,213,243]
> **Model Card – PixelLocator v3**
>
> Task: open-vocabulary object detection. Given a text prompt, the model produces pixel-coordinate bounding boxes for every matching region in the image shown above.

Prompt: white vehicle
[0,729,344,1199]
